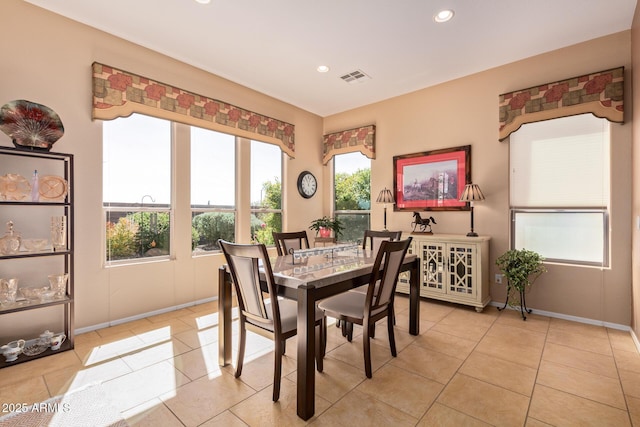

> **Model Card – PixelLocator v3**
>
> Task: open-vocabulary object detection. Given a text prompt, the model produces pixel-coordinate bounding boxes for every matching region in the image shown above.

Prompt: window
[334,152,371,242]
[191,128,236,253]
[103,114,172,263]
[250,140,282,245]
[509,114,610,266]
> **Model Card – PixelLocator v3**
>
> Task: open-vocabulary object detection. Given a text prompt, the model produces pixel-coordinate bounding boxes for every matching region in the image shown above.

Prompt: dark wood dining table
[217,247,420,420]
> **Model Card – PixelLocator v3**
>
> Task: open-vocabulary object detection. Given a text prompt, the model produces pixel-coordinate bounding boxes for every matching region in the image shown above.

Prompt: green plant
[309,216,344,238]
[496,248,547,309]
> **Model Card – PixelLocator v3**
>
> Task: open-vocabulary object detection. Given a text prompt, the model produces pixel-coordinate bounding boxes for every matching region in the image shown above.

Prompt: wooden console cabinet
[397,233,490,312]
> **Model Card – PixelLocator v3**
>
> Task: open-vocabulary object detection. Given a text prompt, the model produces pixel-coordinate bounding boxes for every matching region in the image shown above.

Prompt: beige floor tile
[326,336,393,375]
[413,328,478,359]
[44,357,132,395]
[486,323,547,348]
[619,368,640,399]
[223,350,297,392]
[311,388,417,426]
[494,309,550,333]
[75,334,147,366]
[285,357,366,404]
[130,318,194,337]
[161,371,255,427]
[546,328,613,356]
[123,398,184,426]
[549,317,609,340]
[608,328,638,353]
[418,300,456,323]
[459,351,537,396]
[169,343,226,381]
[0,376,50,407]
[418,402,491,426]
[529,384,630,426]
[626,394,640,427]
[172,325,219,349]
[390,343,464,384]
[525,417,555,426]
[145,308,194,323]
[394,310,437,334]
[176,310,219,329]
[357,364,443,419]
[95,318,154,338]
[440,306,499,327]
[102,361,191,412]
[186,300,219,314]
[536,360,626,409]
[474,333,543,369]
[438,374,529,426]
[614,349,640,375]
[543,342,618,378]
[231,376,332,426]
[430,318,491,342]
[200,410,248,426]
[122,338,193,371]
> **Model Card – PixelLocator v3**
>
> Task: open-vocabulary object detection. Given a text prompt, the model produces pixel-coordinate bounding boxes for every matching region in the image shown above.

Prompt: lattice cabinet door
[421,241,446,294]
[447,243,476,299]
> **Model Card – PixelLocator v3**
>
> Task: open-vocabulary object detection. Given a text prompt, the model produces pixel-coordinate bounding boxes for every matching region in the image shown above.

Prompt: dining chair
[218,239,325,401]
[319,237,412,378]
[362,229,402,255]
[272,231,310,256]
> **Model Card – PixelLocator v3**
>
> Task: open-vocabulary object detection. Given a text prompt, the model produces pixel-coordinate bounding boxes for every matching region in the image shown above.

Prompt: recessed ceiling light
[195,0,211,4]
[434,9,454,23]
[317,65,330,73]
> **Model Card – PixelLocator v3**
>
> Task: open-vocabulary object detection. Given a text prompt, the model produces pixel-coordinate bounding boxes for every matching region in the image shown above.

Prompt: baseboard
[487,301,630,331]
[75,296,218,335]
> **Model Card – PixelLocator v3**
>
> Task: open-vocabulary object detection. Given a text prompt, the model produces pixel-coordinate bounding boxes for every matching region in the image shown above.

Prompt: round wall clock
[297,171,317,199]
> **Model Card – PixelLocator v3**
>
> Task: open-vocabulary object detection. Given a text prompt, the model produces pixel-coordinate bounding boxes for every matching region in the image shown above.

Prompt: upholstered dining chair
[272,231,310,256]
[319,237,412,378]
[362,229,402,255]
[218,239,325,401]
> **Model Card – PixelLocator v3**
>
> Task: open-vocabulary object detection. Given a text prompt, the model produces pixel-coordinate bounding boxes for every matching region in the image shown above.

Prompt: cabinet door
[447,243,476,298]
[421,241,446,294]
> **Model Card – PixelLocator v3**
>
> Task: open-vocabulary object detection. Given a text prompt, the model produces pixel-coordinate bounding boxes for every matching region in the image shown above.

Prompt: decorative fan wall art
[0,100,64,151]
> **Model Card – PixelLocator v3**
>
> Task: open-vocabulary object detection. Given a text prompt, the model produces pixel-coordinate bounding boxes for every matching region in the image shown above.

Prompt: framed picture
[393,145,471,211]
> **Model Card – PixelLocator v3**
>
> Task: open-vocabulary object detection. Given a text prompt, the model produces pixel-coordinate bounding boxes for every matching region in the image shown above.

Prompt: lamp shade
[459,184,485,202]
[376,188,395,204]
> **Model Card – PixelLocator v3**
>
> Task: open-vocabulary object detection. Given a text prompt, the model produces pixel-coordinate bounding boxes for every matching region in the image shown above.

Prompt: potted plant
[309,216,344,239]
[495,248,547,320]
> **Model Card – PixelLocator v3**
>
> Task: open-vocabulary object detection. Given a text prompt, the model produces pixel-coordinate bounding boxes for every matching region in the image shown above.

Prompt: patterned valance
[322,125,375,164]
[499,67,624,141]
[92,62,295,157]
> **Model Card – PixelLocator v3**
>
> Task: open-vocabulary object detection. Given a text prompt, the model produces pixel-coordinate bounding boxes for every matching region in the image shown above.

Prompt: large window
[250,140,282,245]
[509,114,610,266]
[334,152,371,242]
[191,128,236,253]
[103,114,172,264]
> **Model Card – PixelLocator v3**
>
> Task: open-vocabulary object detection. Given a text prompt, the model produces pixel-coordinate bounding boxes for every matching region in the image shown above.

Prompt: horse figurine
[412,212,437,233]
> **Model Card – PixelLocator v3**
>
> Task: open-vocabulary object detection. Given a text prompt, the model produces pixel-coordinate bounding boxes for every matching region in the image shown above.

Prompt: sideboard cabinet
[397,233,490,312]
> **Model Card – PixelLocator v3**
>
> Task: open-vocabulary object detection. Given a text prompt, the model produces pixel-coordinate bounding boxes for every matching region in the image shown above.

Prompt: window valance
[92,62,295,157]
[322,125,375,164]
[499,67,623,141]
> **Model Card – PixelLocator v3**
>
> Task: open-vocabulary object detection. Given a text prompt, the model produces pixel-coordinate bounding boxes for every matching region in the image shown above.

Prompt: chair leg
[346,321,353,342]
[273,338,283,401]
[363,322,372,378]
[387,313,397,357]
[315,324,324,373]
[282,338,286,355]
[322,317,327,357]
[235,319,246,378]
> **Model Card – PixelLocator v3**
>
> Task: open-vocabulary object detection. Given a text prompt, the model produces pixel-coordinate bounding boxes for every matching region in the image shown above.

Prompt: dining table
[217,244,420,420]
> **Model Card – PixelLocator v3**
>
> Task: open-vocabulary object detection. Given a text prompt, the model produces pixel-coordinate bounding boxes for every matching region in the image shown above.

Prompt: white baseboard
[75,296,218,335]
[487,301,630,331]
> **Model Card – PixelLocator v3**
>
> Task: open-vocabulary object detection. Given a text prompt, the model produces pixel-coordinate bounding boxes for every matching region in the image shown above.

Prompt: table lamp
[376,188,395,231]
[459,183,485,237]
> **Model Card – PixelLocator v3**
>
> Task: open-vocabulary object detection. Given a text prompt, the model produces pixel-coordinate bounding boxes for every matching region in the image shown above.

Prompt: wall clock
[297,171,317,199]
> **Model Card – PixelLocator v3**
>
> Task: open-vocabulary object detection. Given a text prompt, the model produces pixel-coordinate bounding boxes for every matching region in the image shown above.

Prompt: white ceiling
[26,0,636,117]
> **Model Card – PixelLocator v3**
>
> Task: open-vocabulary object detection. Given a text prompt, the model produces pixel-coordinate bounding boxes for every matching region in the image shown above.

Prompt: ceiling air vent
[340,69,371,84]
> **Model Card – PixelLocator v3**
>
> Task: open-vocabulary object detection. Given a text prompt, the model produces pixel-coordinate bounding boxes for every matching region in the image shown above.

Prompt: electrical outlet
[495,274,503,285]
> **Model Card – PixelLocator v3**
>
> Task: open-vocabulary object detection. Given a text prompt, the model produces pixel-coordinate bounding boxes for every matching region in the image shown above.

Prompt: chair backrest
[362,230,402,255]
[219,239,281,330]
[272,231,310,256]
[365,237,412,317]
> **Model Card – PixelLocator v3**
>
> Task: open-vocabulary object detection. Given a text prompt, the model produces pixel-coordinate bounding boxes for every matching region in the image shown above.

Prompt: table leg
[409,259,420,336]
[297,284,316,420]
[218,266,232,366]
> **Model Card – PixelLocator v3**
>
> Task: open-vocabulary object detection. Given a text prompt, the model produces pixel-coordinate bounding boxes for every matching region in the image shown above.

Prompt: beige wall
[0,0,324,337]
[0,0,635,336]
[632,7,640,336]
[325,32,633,326]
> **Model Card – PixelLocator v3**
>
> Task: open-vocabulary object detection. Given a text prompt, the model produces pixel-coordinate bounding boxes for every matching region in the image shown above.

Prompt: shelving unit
[0,146,73,367]
[397,233,490,312]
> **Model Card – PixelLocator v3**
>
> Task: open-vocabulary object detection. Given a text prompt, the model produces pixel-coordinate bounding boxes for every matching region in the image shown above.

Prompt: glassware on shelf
[0,278,18,305]
[0,221,21,255]
[48,273,68,298]
[30,170,39,202]
[50,216,66,251]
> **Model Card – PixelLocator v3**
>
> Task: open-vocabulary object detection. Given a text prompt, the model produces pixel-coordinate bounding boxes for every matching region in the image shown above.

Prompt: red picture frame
[393,145,471,211]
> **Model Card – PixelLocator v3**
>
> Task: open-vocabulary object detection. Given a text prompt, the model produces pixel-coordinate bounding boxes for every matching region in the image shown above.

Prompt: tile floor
[2,296,640,426]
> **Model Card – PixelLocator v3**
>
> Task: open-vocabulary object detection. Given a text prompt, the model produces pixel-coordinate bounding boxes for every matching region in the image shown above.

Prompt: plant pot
[319,227,331,238]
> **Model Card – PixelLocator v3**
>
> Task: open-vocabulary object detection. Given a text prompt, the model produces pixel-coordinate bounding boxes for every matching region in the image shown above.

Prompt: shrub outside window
[334,152,371,242]
[250,140,282,245]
